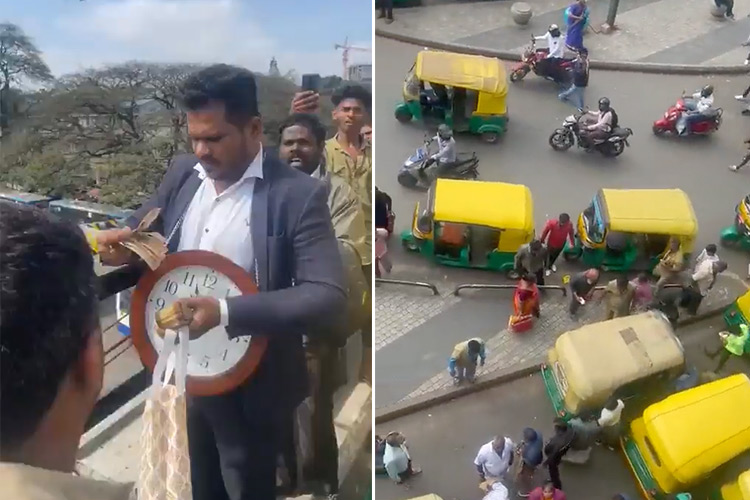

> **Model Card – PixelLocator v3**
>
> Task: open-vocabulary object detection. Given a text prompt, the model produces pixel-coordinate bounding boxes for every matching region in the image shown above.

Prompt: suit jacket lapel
[251,154,271,290]
[165,171,203,253]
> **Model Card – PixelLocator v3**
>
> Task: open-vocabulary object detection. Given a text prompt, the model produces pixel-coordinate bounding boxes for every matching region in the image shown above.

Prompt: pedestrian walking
[383,432,422,485]
[515,428,544,497]
[631,273,653,313]
[558,49,588,110]
[597,398,625,450]
[654,237,685,291]
[449,338,486,384]
[714,0,735,19]
[528,480,566,500]
[540,213,575,276]
[378,0,394,23]
[568,268,600,317]
[564,0,588,52]
[729,138,750,172]
[705,324,749,372]
[600,275,635,320]
[542,419,574,490]
[515,240,548,286]
[475,436,516,489]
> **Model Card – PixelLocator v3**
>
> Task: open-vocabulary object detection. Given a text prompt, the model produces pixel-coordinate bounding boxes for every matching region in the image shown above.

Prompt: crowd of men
[0,64,373,500]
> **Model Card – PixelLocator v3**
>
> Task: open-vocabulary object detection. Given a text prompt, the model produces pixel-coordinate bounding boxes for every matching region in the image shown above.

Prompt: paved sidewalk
[377,0,750,67]
[375,269,748,410]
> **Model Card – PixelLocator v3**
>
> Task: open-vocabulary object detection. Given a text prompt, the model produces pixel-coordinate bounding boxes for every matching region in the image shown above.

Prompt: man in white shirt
[597,399,625,449]
[581,97,615,144]
[96,64,346,500]
[424,124,457,170]
[534,25,566,82]
[695,244,719,267]
[383,432,422,484]
[482,480,510,500]
[684,259,728,315]
[678,85,715,135]
[475,436,515,486]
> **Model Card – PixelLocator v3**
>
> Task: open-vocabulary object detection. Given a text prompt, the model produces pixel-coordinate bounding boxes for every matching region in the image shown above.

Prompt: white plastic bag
[138,328,193,500]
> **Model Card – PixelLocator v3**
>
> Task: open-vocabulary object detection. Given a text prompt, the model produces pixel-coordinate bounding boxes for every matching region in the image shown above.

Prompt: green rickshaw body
[719,195,750,252]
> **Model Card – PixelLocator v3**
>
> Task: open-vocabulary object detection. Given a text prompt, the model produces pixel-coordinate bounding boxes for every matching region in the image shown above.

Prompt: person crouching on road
[449,338,486,384]
[568,268,600,317]
[383,432,422,485]
[482,480,510,500]
[540,213,575,276]
[515,428,544,497]
[528,480,567,500]
[475,435,515,489]
[515,239,548,286]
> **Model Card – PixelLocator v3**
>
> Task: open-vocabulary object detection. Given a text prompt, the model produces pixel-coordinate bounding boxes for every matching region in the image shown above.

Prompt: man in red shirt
[540,213,575,276]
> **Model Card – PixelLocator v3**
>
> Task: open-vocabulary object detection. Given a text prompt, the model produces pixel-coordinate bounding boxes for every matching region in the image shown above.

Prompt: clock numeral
[232,337,250,344]
[203,273,217,290]
[222,350,228,361]
[199,355,210,369]
[164,279,178,295]
[183,272,196,287]
[155,297,165,310]
[225,288,232,298]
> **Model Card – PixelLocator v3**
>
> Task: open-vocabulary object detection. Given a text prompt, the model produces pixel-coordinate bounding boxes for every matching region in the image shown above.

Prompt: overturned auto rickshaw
[622,373,750,500]
[562,188,698,272]
[400,178,534,276]
[541,311,685,422]
[394,50,509,144]
[719,194,750,252]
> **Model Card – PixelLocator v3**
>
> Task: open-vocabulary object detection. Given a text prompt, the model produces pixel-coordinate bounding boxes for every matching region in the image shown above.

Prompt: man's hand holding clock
[155,298,222,340]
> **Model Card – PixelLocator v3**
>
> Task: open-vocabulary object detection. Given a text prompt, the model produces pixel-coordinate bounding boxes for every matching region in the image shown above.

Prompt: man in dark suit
[96,64,346,500]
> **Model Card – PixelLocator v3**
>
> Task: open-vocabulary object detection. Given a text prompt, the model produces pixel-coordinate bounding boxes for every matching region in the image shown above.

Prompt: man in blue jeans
[558,49,588,111]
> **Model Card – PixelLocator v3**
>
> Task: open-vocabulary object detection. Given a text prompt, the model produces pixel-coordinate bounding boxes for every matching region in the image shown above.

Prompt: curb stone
[375,273,748,424]
[376,29,750,75]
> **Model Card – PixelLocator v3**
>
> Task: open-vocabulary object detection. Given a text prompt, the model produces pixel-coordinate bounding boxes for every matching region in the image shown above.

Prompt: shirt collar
[193,145,265,182]
[311,164,323,179]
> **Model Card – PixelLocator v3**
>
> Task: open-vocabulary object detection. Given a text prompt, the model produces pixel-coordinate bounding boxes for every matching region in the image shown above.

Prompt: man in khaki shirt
[600,275,636,320]
[0,203,132,500]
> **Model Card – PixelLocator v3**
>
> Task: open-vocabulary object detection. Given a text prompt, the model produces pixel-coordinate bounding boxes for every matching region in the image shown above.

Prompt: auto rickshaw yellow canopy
[739,470,750,498]
[415,50,508,95]
[555,311,684,402]
[433,179,533,231]
[598,188,698,236]
[642,374,750,486]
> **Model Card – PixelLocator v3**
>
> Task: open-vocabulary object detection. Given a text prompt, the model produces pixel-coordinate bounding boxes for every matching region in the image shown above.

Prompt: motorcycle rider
[729,137,750,172]
[677,85,715,136]
[580,97,616,146]
[534,24,566,82]
[422,124,457,173]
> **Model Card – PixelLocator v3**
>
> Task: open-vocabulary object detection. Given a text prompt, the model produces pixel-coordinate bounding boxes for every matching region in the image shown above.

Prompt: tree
[0,23,53,136]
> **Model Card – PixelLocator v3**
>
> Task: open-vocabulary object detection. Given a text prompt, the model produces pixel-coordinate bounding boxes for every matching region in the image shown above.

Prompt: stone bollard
[511,2,533,26]
[710,2,727,18]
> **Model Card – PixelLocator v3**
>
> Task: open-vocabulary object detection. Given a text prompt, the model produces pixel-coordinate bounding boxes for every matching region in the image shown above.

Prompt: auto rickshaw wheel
[720,233,740,248]
[395,108,413,124]
[481,131,500,144]
[402,238,419,251]
[563,247,582,261]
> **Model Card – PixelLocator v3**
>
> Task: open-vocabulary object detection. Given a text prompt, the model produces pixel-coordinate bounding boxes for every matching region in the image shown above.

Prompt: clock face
[144,265,250,378]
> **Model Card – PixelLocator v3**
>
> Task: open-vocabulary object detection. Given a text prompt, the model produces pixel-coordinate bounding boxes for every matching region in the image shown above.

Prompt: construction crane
[334,37,371,79]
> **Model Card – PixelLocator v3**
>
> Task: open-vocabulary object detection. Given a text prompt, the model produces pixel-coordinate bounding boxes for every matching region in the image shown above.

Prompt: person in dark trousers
[558,49,589,110]
[543,419,575,490]
[514,239,549,286]
[540,213,575,276]
[568,268,600,316]
[378,0,394,23]
[375,186,393,232]
[715,0,735,18]
[516,427,544,497]
[729,137,750,172]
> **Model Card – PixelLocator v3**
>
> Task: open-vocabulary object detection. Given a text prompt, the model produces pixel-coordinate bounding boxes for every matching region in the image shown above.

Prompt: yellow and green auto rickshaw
[720,194,750,252]
[400,178,534,276]
[394,50,509,144]
[723,289,750,358]
[562,188,698,272]
[622,373,750,500]
[719,470,750,500]
[541,311,685,422]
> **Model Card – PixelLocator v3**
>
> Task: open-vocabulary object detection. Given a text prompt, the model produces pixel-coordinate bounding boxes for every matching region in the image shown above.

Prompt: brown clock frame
[130,250,268,396]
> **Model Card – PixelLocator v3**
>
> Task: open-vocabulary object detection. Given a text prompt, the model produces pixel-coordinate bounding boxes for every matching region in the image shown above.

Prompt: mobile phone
[301,73,321,92]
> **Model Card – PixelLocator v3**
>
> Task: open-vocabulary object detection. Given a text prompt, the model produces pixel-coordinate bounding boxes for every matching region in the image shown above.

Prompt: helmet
[598,97,611,112]
[437,124,453,139]
[701,84,714,98]
[549,24,561,37]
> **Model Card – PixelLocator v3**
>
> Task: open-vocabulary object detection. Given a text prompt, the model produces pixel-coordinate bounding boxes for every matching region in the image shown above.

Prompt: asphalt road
[374,316,750,500]
[375,38,750,276]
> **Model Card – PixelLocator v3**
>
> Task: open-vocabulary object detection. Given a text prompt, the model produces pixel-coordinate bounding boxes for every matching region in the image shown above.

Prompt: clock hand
[194,283,200,296]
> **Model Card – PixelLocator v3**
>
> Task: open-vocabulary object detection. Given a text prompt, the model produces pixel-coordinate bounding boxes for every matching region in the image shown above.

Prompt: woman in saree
[509,274,541,333]
[564,0,588,52]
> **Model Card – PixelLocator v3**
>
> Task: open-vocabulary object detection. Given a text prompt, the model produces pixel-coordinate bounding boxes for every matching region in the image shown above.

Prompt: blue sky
[1,0,372,80]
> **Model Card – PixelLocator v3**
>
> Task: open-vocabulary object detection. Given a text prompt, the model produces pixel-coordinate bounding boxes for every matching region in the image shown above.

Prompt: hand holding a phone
[291,91,320,113]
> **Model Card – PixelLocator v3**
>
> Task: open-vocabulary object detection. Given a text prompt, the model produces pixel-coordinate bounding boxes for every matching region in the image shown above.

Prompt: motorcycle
[652,95,723,136]
[396,141,479,189]
[548,112,633,157]
[509,36,575,84]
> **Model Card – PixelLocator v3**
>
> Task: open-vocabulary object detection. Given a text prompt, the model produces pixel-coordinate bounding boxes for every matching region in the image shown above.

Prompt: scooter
[509,36,575,84]
[652,95,723,136]
[548,111,632,157]
[396,141,479,190]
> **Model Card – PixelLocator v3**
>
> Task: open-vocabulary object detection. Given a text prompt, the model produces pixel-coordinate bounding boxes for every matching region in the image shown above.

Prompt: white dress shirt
[535,32,565,59]
[598,399,625,427]
[475,438,514,478]
[691,92,714,112]
[178,147,264,326]
[384,443,410,481]
[431,136,457,163]
[692,259,716,296]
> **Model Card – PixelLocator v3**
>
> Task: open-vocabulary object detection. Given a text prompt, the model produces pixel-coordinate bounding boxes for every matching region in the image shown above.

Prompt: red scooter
[652,96,723,136]
[509,37,575,84]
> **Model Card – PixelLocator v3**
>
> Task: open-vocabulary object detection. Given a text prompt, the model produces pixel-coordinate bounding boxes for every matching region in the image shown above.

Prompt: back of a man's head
[0,202,101,462]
